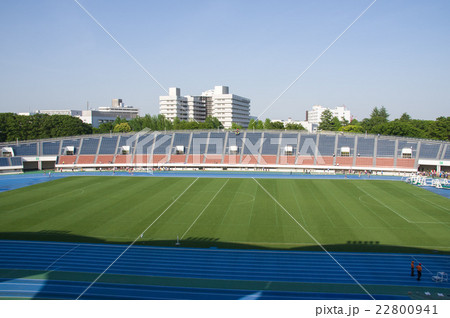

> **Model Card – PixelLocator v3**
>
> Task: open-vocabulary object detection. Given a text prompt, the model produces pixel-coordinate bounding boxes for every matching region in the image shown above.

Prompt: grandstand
[1,131,449,173]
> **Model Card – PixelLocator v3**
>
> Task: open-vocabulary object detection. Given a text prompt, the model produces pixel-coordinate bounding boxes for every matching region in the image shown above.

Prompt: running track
[0,240,449,300]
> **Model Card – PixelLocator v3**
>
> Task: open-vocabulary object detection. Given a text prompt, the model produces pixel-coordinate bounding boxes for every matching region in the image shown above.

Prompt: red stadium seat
[260,155,277,165]
[59,155,76,164]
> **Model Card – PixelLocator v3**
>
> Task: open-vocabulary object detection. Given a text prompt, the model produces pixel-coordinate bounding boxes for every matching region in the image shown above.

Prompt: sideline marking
[252,177,376,300]
[355,184,412,223]
[76,177,199,299]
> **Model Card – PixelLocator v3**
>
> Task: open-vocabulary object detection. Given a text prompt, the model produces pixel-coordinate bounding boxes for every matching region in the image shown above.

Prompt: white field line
[252,178,375,300]
[45,244,80,271]
[75,177,199,300]
[355,184,412,223]
[181,179,229,240]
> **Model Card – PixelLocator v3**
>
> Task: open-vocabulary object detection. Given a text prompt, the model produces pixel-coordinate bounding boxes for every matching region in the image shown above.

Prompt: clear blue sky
[1,0,449,121]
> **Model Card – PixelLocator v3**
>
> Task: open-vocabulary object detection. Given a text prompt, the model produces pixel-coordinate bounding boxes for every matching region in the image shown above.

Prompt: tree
[318,109,334,131]
[248,119,256,129]
[427,116,450,141]
[256,120,264,130]
[399,113,411,122]
[339,125,364,133]
[263,118,273,129]
[231,122,243,130]
[340,116,349,127]
[285,123,306,130]
[361,106,390,133]
[271,121,284,129]
[331,117,342,131]
[113,122,132,133]
[96,122,115,134]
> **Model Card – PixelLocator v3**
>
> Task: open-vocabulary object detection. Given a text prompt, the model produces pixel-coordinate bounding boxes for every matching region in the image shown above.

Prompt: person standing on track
[416,263,422,281]
[411,260,415,276]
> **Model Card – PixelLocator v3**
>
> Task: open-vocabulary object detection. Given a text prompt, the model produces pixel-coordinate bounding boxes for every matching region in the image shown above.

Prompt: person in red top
[416,263,422,281]
[411,261,415,276]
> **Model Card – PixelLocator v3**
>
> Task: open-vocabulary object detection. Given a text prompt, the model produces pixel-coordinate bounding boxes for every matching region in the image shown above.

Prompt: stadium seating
[77,155,95,164]
[0,158,9,166]
[59,155,77,165]
[12,143,37,156]
[241,132,260,164]
[117,135,134,154]
[316,156,334,166]
[204,155,222,164]
[355,157,374,167]
[278,155,296,165]
[186,154,204,164]
[79,138,100,155]
[261,133,280,154]
[297,156,314,165]
[375,158,395,167]
[419,142,440,159]
[61,139,81,155]
[396,158,415,168]
[356,137,375,157]
[260,155,277,165]
[98,136,118,154]
[114,155,132,164]
[298,134,316,159]
[135,134,155,155]
[335,157,353,167]
[42,141,61,155]
[152,154,168,165]
[10,157,23,166]
[241,155,258,164]
[169,154,187,163]
[96,155,114,164]
[317,135,335,156]
[377,139,396,157]
[134,154,149,164]
[223,155,239,165]
[2,131,449,172]
[444,146,450,159]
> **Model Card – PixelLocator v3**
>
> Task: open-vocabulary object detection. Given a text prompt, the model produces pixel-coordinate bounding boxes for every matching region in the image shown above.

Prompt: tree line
[318,106,449,141]
[0,108,448,142]
[0,113,92,142]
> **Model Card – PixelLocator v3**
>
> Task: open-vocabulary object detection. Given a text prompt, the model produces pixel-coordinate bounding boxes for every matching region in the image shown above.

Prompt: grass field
[0,176,449,253]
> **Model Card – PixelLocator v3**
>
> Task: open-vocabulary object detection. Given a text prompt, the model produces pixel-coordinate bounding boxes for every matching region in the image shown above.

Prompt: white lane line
[181,179,229,240]
[76,177,199,300]
[252,177,376,300]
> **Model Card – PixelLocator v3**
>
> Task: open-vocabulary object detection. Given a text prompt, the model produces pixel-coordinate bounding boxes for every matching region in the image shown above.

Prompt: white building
[160,86,251,128]
[186,96,206,121]
[23,99,139,128]
[159,88,188,121]
[271,118,318,133]
[306,105,351,125]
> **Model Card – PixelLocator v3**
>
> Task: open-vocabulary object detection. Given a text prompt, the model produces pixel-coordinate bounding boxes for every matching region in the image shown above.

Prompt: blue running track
[1,240,449,300]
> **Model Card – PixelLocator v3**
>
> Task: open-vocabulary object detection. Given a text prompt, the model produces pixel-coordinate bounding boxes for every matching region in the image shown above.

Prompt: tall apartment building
[306,105,351,125]
[159,86,250,128]
[159,88,188,121]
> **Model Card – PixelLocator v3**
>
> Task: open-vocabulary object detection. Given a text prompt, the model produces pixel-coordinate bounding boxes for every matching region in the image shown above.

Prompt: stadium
[0,130,449,300]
